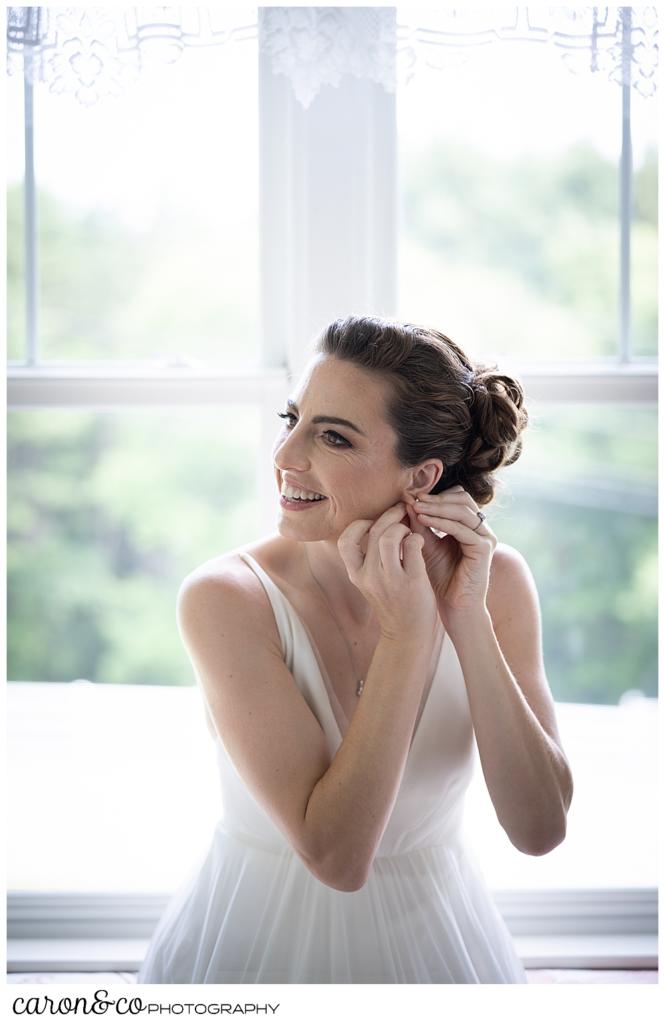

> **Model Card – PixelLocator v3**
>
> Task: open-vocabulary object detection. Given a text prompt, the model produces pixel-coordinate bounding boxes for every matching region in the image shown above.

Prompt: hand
[337,502,439,642]
[403,486,498,632]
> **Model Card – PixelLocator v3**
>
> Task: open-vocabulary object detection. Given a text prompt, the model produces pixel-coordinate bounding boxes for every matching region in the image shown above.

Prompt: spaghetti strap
[237,551,296,666]
[237,550,346,747]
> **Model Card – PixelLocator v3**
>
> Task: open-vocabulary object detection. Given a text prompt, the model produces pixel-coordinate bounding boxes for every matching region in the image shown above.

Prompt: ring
[472,510,487,532]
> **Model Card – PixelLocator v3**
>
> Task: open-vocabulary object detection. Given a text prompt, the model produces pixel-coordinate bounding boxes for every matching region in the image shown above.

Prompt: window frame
[6,887,658,972]
[6,7,658,965]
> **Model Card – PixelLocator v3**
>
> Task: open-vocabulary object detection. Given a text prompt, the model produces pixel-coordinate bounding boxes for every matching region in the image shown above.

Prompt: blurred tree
[402,141,657,359]
[6,138,657,702]
[7,408,260,685]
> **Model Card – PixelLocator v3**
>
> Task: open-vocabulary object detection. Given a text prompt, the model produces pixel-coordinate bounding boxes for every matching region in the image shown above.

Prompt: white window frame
[6,8,658,968]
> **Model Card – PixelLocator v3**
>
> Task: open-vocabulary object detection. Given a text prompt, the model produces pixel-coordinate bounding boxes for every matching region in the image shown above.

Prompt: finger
[415,513,493,550]
[364,502,407,575]
[337,518,375,574]
[406,502,438,556]
[409,503,452,554]
[416,485,465,498]
[413,499,481,532]
[416,490,480,514]
[377,521,413,575]
[401,530,427,576]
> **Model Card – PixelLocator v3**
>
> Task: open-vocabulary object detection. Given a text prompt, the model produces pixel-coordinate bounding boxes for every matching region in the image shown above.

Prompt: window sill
[6,935,657,974]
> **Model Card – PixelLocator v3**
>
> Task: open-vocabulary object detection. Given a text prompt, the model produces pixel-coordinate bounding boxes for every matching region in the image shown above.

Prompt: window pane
[8,682,222,891]
[397,41,630,361]
[631,90,658,357]
[464,697,657,890]
[489,403,657,705]
[7,407,261,684]
[7,69,26,362]
[26,34,259,365]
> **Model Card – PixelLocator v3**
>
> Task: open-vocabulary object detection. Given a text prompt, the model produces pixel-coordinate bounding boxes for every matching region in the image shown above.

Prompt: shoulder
[489,541,533,578]
[180,533,284,597]
[176,547,280,646]
[487,542,540,628]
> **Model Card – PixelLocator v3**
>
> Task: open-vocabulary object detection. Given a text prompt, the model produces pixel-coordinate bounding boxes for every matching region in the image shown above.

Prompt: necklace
[304,546,366,697]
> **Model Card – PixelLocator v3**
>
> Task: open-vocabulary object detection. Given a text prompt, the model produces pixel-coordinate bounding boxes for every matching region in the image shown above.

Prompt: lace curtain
[6,6,659,108]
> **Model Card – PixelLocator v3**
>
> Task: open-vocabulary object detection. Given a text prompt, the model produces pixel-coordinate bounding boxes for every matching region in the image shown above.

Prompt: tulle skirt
[137,822,527,984]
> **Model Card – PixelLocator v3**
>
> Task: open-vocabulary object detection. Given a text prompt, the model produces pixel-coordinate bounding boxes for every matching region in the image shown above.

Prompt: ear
[402,459,444,500]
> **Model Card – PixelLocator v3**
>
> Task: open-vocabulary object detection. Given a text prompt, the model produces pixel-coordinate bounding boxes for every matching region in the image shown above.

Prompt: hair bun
[466,366,529,474]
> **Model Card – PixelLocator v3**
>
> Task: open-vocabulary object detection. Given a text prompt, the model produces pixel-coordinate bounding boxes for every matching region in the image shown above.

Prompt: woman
[137,314,573,984]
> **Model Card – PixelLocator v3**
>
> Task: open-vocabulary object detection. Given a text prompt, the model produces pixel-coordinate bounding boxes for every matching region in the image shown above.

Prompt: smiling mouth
[279,476,327,500]
[280,493,328,504]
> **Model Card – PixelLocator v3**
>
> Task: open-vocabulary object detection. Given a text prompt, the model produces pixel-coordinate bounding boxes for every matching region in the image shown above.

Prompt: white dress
[137,550,528,984]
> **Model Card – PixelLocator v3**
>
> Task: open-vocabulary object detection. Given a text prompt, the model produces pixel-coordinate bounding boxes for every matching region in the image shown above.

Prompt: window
[6,6,658,965]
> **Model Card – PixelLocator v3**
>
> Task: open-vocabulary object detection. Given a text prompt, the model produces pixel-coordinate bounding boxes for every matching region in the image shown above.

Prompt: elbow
[320,861,370,893]
[514,817,568,857]
[306,849,370,893]
[327,873,367,893]
[299,803,372,891]
[515,767,574,857]
[337,860,370,892]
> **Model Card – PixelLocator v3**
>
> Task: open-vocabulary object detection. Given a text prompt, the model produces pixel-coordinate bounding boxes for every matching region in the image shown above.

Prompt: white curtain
[6,5,659,108]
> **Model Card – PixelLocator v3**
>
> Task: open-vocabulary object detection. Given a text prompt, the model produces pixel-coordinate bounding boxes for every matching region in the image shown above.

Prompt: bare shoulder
[177,542,284,651]
[487,542,539,626]
[489,541,531,578]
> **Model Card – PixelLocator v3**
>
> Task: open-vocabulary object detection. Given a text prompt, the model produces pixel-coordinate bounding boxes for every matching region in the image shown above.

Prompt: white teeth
[282,484,325,501]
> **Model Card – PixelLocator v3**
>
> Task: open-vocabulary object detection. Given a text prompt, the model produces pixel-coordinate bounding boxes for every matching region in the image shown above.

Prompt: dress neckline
[238,549,444,749]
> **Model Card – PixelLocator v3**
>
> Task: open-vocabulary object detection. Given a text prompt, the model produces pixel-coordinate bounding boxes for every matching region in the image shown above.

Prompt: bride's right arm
[177,562,436,893]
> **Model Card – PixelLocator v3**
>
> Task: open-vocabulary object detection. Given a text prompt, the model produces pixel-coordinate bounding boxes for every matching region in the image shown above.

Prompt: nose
[273,421,311,473]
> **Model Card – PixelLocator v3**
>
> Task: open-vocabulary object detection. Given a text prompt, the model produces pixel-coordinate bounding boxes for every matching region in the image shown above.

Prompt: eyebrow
[286,399,368,437]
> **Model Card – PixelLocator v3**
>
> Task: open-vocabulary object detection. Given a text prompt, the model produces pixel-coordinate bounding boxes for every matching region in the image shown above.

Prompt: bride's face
[272,354,413,541]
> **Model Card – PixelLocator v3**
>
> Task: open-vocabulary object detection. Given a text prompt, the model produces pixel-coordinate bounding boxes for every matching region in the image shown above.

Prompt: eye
[321,430,350,448]
[276,412,351,448]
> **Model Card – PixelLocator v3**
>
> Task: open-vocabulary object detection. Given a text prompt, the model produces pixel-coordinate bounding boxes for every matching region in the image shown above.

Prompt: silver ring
[472,510,487,532]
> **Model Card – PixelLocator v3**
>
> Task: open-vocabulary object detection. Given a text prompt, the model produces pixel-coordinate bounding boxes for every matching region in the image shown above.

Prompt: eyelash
[277,411,351,448]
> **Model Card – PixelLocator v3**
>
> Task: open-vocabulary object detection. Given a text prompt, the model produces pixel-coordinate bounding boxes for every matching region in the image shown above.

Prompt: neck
[303,538,375,629]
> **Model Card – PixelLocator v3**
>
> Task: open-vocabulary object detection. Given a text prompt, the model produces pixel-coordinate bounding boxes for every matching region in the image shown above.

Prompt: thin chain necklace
[304,546,366,697]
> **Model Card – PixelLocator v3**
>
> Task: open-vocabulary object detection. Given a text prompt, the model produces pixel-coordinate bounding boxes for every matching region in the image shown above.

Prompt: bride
[138,314,573,983]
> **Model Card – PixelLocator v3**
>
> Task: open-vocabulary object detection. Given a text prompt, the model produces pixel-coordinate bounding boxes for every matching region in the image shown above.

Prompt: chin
[276,516,336,543]
[275,500,343,542]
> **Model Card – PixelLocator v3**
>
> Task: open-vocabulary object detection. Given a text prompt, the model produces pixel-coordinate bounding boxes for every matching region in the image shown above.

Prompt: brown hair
[314,314,528,507]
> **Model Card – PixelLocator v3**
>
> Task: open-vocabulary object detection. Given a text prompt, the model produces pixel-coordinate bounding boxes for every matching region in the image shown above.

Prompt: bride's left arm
[448,543,574,857]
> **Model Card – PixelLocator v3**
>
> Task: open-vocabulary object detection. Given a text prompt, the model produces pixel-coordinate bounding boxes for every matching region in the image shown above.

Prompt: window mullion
[23,49,38,367]
[6,369,290,409]
[257,8,398,385]
[6,365,656,408]
[619,7,633,364]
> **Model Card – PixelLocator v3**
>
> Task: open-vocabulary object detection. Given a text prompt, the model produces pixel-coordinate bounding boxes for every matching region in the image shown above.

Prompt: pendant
[356,679,365,697]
